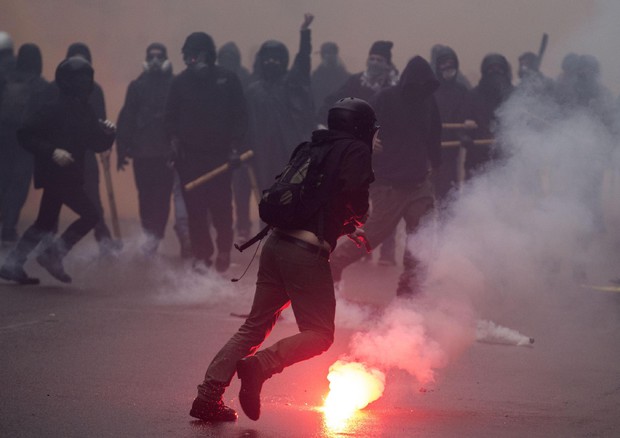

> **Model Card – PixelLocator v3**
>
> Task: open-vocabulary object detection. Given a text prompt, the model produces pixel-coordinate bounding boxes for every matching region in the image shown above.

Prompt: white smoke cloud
[336,75,619,389]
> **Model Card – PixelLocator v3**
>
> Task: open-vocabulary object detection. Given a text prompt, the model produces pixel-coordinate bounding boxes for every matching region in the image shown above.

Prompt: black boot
[189,397,237,422]
[237,356,266,421]
[36,246,71,283]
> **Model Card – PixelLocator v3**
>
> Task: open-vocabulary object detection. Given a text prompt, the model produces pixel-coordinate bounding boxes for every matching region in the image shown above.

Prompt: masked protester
[189,97,375,423]
[431,45,475,202]
[164,32,247,273]
[330,56,441,297]
[116,43,178,256]
[465,53,514,179]
[0,57,116,285]
[430,43,471,90]
[0,44,49,247]
[245,13,316,192]
[318,40,398,124]
[516,51,554,96]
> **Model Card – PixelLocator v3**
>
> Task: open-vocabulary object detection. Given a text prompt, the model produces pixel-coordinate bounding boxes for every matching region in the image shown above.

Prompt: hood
[256,40,289,80]
[480,53,512,81]
[217,41,241,71]
[399,56,439,100]
[434,45,459,73]
[66,42,92,64]
[16,43,42,76]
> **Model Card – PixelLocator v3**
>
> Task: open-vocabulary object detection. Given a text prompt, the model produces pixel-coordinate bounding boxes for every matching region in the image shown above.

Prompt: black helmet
[55,56,94,99]
[328,97,379,146]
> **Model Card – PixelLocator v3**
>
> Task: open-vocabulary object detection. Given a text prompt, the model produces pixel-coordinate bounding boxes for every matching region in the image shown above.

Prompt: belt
[273,231,330,259]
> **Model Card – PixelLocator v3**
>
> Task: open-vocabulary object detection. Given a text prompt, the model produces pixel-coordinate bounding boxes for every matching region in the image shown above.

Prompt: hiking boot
[215,252,230,273]
[0,265,40,285]
[36,249,71,283]
[189,397,237,422]
[237,356,266,421]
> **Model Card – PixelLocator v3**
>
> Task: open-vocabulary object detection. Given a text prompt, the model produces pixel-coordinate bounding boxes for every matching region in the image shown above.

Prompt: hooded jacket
[371,56,441,188]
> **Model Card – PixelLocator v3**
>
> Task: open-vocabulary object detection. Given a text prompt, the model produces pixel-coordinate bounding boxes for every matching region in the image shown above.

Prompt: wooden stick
[184,150,254,191]
[441,139,495,148]
[442,122,478,130]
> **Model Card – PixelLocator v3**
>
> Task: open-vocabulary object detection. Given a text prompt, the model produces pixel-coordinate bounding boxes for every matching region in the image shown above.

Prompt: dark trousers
[133,157,174,239]
[199,233,335,399]
[181,172,233,263]
[7,183,99,266]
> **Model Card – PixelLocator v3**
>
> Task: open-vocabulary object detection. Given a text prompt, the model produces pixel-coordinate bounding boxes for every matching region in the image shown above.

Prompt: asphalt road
[1,229,619,438]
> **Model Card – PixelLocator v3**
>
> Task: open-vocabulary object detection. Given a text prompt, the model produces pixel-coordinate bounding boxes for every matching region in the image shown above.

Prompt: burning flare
[322,360,385,428]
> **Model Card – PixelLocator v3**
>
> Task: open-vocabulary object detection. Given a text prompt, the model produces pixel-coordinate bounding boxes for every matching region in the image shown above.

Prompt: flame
[321,360,385,430]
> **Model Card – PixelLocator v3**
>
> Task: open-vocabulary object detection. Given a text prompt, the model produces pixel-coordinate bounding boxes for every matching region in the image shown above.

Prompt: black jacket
[301,129,374,250]
[117,69,173,159]
[18,94,114,188]
[164,64,247,172]
[371,56,441,188]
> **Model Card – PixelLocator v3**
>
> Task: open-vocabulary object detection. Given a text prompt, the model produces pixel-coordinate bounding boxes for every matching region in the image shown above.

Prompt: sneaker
[36,249,71,283]
[0,265,40,285]
[189,397,237,422]
[215,252,230,273]
[237,356,266,421]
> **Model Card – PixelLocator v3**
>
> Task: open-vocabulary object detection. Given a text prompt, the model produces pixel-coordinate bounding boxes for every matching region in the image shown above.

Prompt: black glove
[228,149,241,170]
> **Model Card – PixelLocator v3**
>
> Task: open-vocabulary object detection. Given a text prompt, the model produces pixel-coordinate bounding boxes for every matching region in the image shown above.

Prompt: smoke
[334,72,618,391]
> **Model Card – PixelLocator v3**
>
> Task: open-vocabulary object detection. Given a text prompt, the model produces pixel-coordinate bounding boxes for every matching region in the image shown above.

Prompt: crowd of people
[1,11,619,422]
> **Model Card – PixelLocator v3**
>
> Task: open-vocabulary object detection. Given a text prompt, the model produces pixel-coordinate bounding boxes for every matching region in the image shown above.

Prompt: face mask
[261,60,284,81]
[367,62,388,78]
[441,68,457,81]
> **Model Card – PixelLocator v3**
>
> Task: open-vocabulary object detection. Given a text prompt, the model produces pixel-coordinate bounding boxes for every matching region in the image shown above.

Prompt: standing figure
[0,57,115,284]
[117,43,175,255]
[246,13,316,191]
[165,32,247,273]
[466,53,514,179]
[189,97,376,422]
[311,41,349,112]
[330,56,442,297]
[217,41,253,240]
[0,44,48,246]
[431,45,474,202]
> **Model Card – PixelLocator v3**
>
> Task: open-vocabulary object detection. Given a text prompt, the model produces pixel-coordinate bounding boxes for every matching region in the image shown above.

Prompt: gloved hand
[228,149,241,170]
[52,148,74,167]
[98,119,117,135]
[117,154,130,171]
[346,228,372,253]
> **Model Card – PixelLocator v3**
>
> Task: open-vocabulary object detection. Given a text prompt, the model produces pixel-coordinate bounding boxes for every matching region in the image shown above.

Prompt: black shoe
[36,250,71,283]
[189,397,237,422]
[0,265,40,285]
[215,252,230,273]
[237,356,265,421]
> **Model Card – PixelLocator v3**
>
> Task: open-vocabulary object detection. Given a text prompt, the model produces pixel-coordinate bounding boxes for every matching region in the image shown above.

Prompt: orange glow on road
[321,360,385,430]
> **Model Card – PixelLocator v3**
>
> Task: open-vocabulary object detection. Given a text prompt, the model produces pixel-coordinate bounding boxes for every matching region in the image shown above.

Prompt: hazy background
[2,0,619,218]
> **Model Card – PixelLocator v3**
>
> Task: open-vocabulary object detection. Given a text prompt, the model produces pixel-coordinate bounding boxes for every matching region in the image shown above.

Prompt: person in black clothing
[431,45,475,202]
[466,53,514,179]
[246,13,316,191]
[63,43,120,255]
[116,42,175,255]
[165,32,247,273]
[330,56,441,297]
[189,97,376,423]
[516,51,554,96]
[0,57,116,285]
[217,41,254,240]
[0,43,49,246]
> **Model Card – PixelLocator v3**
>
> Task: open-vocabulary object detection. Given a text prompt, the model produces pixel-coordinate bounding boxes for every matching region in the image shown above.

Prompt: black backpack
[259,139,339,239]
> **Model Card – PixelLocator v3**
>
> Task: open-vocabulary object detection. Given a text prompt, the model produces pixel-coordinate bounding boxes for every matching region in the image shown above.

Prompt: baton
[442,122,478,130]
[185,150,255,191]
[441,139,495,148]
